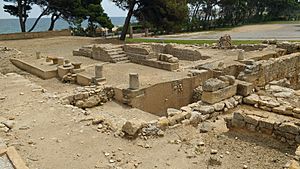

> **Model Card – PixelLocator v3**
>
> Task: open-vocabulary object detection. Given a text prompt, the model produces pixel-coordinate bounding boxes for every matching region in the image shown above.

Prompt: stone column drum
[36,52,41,59]
[238,50,245,61]
[57,57,65,66]
[129,73,139,90]
[95,64,104,78]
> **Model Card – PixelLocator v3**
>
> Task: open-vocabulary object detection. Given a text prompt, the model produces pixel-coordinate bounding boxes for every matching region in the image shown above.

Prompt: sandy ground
[156,24,300,40]
[0,37,296,169]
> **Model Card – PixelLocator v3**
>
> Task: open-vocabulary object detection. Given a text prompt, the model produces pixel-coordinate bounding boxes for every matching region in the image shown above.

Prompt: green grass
[262,20,300,24]
[126,38,264,45]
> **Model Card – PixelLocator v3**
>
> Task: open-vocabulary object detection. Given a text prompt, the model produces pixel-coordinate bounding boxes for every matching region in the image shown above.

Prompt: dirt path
[156,24,300,40]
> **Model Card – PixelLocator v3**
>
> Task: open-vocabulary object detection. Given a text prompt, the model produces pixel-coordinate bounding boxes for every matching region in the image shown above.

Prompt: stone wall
[165,44,210,61]
[0,30,71,41]
[119,70,213,116]
[238,53,300,89]
[130,57,179,71]
[243,92,300,119]
[226,111,300,145]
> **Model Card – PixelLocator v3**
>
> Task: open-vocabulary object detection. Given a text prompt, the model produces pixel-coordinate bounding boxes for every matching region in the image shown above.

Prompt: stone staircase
[74,44,129,63]
[102,45,129,63]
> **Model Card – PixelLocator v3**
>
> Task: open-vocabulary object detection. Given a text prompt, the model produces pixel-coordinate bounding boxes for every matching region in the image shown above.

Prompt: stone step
[110,54,127,59]
[104,46,123,51]
[105,48,123,52]
[107,51,125,55]
[112,57,130,63]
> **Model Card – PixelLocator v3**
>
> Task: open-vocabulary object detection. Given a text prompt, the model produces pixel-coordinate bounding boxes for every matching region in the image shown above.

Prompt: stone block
[194,105,214,115]
[278,123,300,135]
[232,118,245,128]
[233,112,245,121]
[202,84,237,104]
[258,119,274,130]
[245,123,257,132]
[57,65,74,79]
[236,80,254,96]
[243,94,259,105]
[244,115,259,126]
[213,102,225,111]
[203,78,228,92]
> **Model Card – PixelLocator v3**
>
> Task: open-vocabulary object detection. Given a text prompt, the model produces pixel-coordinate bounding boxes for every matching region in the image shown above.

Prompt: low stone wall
[238,53,300,89]
[61,85,114,108]
[130,57,179,71]
[10,59,57,79]
[165,44,210,61]
[243,93,300,119]
[226,111,300,145]
[0,30,71,41]
[123,44,152,55]
[236,44,268,51]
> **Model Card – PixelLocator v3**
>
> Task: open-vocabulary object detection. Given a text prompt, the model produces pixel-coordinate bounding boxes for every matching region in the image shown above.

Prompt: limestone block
[203,78,228,92]
[244,115,260,126]
[57,65,74,79]
[122,120,145,136]
[243,94,259,105]
[232,118,245,128]
[213,102,225,111]
[278,123,300,135]
[236,80,254,96]
[202,84,237,104]
[245,123,257,131]
[194,105,214,115]
[233,112,245,121]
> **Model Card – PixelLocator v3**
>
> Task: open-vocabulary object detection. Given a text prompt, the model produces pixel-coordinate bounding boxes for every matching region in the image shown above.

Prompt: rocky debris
[199,121,214,133]
[2,120,15,130]
[61,85,114,108]
[226,111,300,145]
[62,73,77,83]
[208,156,222,166]
[269,78,291,88]
[122,119,146,137]
[218,34,232,49]
[167,108,181,117]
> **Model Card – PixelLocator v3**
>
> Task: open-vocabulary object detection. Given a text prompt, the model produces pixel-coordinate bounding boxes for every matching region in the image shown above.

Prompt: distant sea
[0,17,130,34]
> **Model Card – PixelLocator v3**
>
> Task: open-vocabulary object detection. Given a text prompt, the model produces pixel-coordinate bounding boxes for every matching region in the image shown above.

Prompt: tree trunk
[48,13,60,31]
[120,0,136,41]
[28,8,49,32]
[18,0,26,32]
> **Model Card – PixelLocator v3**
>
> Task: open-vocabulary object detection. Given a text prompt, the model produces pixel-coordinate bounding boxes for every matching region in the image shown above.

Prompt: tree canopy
[3,0,113,33]
[187,0,300,31]
[112,0,189,40]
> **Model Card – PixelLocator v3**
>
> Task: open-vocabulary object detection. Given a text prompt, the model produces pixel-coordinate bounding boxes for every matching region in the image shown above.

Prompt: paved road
[155,24,300,40]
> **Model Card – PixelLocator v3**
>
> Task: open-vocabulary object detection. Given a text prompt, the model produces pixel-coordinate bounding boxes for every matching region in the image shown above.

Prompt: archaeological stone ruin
[2,36,300,168]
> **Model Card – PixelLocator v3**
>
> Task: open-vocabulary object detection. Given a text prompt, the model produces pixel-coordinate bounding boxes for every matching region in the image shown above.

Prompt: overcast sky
[0,0,127,19]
